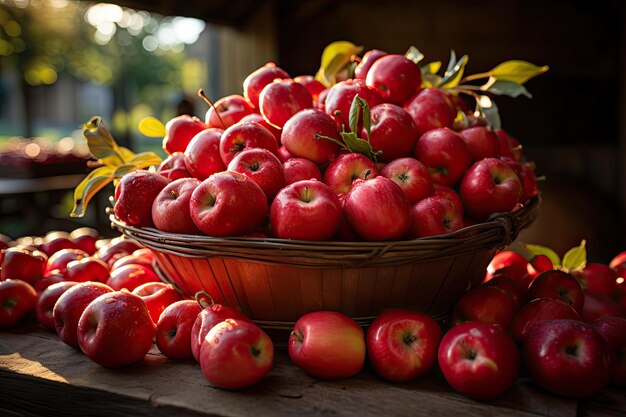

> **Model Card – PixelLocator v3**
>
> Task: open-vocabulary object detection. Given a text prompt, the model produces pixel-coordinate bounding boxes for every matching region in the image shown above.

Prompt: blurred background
[0,0,623,261]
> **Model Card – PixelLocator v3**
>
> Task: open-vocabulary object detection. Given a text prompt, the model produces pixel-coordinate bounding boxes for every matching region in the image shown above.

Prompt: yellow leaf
[562,240,587,272]
[489,60,549,84]
[440,55,469,89]
[315,41,363,87]
[138,116,167,138]
[424,61,442,75]
[70,165,115,218]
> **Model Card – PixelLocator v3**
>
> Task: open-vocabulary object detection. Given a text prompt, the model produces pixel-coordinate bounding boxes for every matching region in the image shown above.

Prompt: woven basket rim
[110,195,541,268]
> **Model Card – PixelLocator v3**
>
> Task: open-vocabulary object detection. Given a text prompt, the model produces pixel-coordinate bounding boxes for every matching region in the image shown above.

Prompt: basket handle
[488,211,520,249]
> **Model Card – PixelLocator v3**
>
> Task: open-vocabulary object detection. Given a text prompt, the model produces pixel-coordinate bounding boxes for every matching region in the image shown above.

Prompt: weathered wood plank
[0,328,597,417]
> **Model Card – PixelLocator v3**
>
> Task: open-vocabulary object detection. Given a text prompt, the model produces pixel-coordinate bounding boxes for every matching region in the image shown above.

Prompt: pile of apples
[1,230,625,398]
[114,49,538,241]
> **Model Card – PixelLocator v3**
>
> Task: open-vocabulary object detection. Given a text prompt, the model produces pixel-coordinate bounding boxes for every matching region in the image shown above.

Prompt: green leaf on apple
[439,51,469,89]
[525,244,561,268]
[488,60,549,85]
[315,41,363,87]
[562,240,587,272]
[405,46,424,65]
[482,80,532,98]
[349,95,371,139]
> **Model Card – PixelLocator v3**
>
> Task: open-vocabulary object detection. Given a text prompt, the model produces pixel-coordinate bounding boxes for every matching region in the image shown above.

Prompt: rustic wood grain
[0,328,599,417]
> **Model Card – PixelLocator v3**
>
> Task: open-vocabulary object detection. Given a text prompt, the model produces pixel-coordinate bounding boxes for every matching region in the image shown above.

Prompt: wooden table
[0,328,624,417]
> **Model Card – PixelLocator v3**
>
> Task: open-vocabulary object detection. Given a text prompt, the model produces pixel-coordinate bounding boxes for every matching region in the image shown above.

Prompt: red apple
[459,126,501,162]
[366,308,441,382]
[152,178,201,234]
[46,248,88,275]
[509,298,581,344]
[380,157,433,204]
[157,152,191,181]
[343,176,410,241]
[259,79,313,129]
[162,115,206,155]
[77,290,155,368]
[200,319,274,389]
[289,311,365,379]
[69,227,99,255]
[294,75,326,103]
[219,121,279,166]
[407,196,464,239]
[581,291,626,323]
[190,298,252,362]
[485,250,531,285]
[156,299,202,360]
[281,109,341,165]
[438,322,519,399]
[183,128,225,180]
[404,88,456,136]
[39,231,78,257]
[205,94,255,129]
[111,254,154,271]
[106,264,160,292]
[610,251,626,269]
[114,170,171,228]
[190,171,268,237]
[132,281,183,324]
[1,246,48,284]
[496,129,523,161]
[239,113,282,143]
[323,153,379,195]
[451,285,516,329]
[283,157,323,185]
[483,274,527,309]
[0,279,37,329]
[460,157,522,221]
[364,103,419,162]
[36,281,79,330]
[591,316,626,386]
[324,79,382,130]
[64,257,110,283]
[414,127,472,187]
[34,270,66,293]
[366,54,422,106]
[96,236,143,266]
[243,62,290,109]
[270,179,342,241]
[523,319,611,398]
[525,270,584,313]
[354,49,387,80]
[53,281,114,348]
[432,184,464,218]
[573,263,618,297]
[227,148,285,201]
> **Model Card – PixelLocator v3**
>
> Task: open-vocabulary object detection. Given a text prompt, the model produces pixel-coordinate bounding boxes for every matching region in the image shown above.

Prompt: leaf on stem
[70,165,115,218]
[562,240,587,271]
[483,80,532,98]
[525,244,561,268]
[439,51,469,89]
[489,60,549,84]
[315,41,363,87]
[138,117,167,138]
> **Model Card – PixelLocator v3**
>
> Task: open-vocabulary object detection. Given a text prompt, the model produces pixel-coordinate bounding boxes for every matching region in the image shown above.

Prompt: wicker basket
[111,196,540,341]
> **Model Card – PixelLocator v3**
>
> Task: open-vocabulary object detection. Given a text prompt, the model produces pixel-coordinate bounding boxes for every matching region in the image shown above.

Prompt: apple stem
[198,89,226,129]
[194,291,215,309]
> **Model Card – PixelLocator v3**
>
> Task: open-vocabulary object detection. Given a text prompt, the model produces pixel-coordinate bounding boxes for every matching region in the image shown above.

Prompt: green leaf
[82,116,128,164]
[483,79,532,98]
[525,244,561,268]
[138,116,167,138]
[315,41,363,87]
[422,73,443,88]
[562,240,587,271]
[405,46,424,65]
[489,60,549,84]
[70,165,115,218]
[348,95,371,138]
[439,53,469,89]
[477,95,502,131]
[421,61,442,75]
[340,132,382,162]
